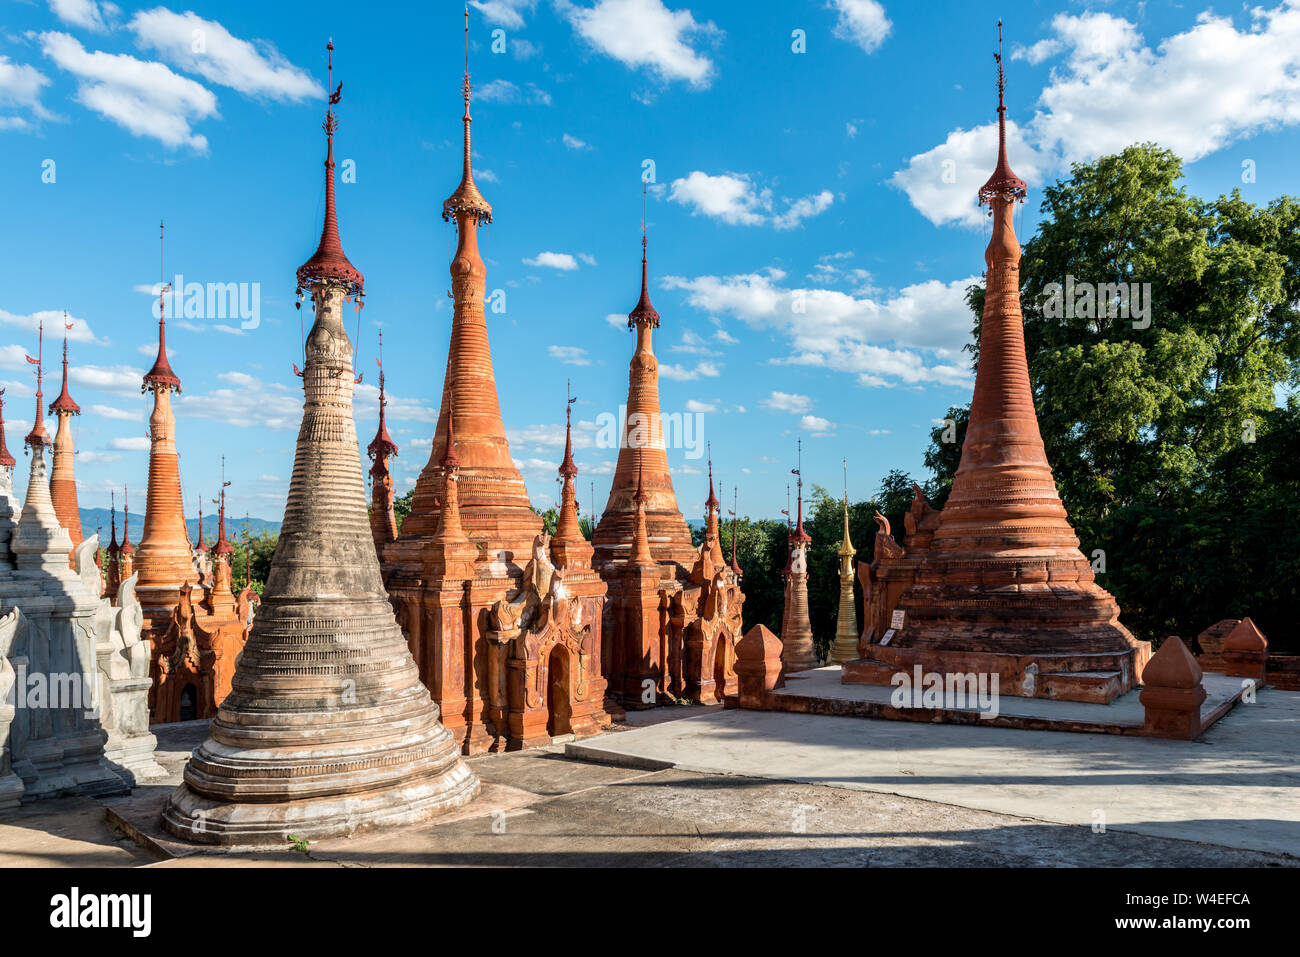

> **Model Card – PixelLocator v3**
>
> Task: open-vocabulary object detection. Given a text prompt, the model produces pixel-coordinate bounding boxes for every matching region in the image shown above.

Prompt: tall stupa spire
[136,221,199,648]
[399,6,537,555]
[845,24,1146,704]
[0,389,14,474]
[830,458,858,664]
[367,330,399,551]
[781,439,817,672]
[296,42,363,297]
[593,185,695,569]
[48,316,83,549]
[163,43,478,844]
[23,320,51,449]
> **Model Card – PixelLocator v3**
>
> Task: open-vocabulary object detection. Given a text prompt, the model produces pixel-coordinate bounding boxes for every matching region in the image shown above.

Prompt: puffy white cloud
[762,391,812,414]
[476,78,551,105]
[669,171,834,229]
[523,251,580,270]
[40,31,218,151]
[469,0,537,29]
[128,9,320,102]
[562,132,592,150]
[799,414,835,434]
[889,120,1044,228]
[684,399,716,413]
[90,404,143,421]
[0,55,53,125]
[664,268,980,388]
[896,6,1300,226]
[109,436,150,451]
[559,0,720,87]
[48,0,114,32]
[658,360,720,381]
[0,309,99,344]
[548,345,591,365]
[828,0,891,54]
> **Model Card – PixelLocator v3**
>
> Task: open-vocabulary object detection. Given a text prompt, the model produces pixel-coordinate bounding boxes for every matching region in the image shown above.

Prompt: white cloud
[762,391,812,414]
[548,345,591,365]
[669,171,833,229]
[799,414,835,434]
[559,0,720,87]
[469,0,537,29]
[771,190,835,230]
[669,171,768,226]
[476,78,551,105]
[40,31,218,151]
[109,436,150,451]
[713,328,738,345]
[562,132,592,150]
[670,329,715,354]
[128,9,320,102]
[524,251,580,270]
[605,312,628,330]
[90,404,142,421]
[69,363,145,396]
[889,120,1044,228]
[684,399,716,413]
[665,268,979,388]
[658,360,720,381]
[898,7,1300,226]
[845,121,858,138]
[48,0,114,33]
[0,309,99,344]
[0,55,53,126]
[578,253,597,266]
[77,450,121,464]
[828,0,891,54]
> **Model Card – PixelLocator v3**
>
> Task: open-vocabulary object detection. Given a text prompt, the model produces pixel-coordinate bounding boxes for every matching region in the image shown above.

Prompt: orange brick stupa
[48,323,83,551]
[594,221,744,709]
[382,13,607,753]
[591,219,696,572]
[134,225,200,659]
[366,332,399,554]
[843,31,1148,704]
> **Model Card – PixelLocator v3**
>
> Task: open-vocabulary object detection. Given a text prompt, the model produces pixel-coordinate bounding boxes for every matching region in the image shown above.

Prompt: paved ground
[0,702,1295,868]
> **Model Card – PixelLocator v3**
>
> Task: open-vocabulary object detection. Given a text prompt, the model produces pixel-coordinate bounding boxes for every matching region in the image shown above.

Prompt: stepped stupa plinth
[161,43,478,844]
[844,27,1148,703]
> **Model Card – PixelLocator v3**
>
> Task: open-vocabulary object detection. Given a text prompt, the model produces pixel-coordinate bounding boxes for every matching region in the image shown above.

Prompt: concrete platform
[568,684,1300,858]
[759,665,1251,735]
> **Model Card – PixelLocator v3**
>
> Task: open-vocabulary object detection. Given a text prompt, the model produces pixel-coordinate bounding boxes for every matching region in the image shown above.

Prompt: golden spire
[838,457,855,558]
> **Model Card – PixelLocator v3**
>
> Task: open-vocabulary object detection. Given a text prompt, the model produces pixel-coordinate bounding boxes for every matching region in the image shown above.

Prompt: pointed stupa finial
[0,389,14,470]
[297,42,364,296]
[628,180,660,328]
[120,486,134,555]
[24,319,51,448]
[839,458,855,558]
[705,443,719,512]
[214,455,234,557]
[443,7,493,225]
[108,488,119,556]
[791,438,810,544]
[196,498,207,553]
[559,379,578,480]
[50,314,80,416]
[367,330,398,463]
[978,20,1027,207]
[144,221,182,393]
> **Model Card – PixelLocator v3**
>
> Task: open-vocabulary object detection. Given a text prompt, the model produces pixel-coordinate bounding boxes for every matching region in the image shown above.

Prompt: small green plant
[287,834,310,853]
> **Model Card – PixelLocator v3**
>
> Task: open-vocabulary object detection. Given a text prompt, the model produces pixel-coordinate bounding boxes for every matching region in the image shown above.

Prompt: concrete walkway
[569,687,1300,857]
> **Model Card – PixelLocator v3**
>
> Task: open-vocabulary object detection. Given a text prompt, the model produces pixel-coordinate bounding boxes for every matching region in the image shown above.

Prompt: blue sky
[2,0,1298,526]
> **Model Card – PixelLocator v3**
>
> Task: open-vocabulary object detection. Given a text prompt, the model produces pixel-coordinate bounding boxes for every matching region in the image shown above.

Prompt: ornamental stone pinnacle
[161,44,478,844]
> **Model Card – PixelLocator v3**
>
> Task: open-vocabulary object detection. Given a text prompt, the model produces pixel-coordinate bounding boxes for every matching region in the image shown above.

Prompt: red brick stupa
[393,10,539,561]
[134,224,200,657]
[366,331,399,553]
[48,321,83,551]
[592,209,696,572]
[844,29,1148,703]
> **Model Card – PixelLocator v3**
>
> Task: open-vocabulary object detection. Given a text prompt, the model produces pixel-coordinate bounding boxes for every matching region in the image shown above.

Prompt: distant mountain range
[77,509,281,543]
